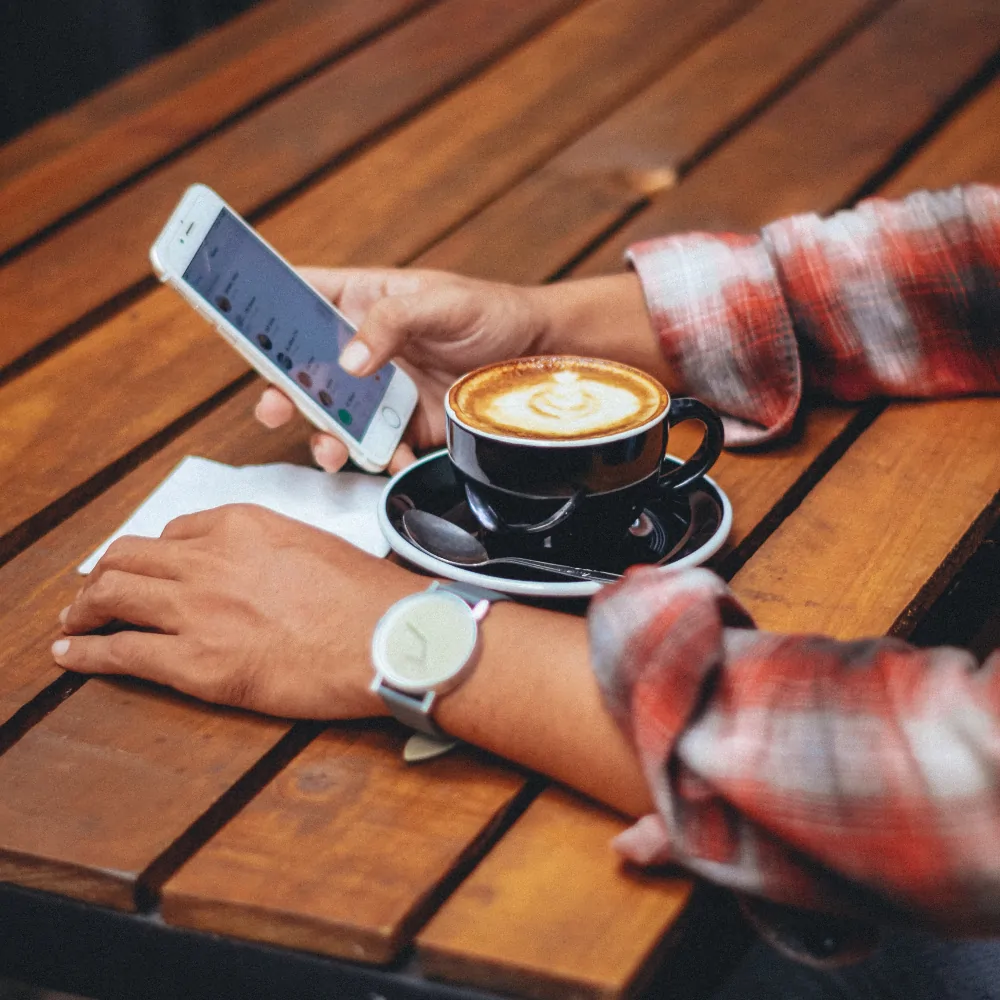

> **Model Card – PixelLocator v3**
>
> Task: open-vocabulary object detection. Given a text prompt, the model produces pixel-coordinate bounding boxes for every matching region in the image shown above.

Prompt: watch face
[372,591,479,692]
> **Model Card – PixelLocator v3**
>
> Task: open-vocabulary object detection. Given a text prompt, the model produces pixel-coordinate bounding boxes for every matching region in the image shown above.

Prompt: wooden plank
[574,0,1000,273]
[880,76,1000,194]
[416,788,692,1000]
[734,399,1000,636]
[0,0,752,543]
[0,679,287,911]
[418,0,879,282]
[0,0,582,371]
[0,0,428,254]
[160,726,523,963]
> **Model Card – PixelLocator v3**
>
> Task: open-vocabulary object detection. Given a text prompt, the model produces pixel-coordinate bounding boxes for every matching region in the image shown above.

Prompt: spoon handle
[492,556,621,583]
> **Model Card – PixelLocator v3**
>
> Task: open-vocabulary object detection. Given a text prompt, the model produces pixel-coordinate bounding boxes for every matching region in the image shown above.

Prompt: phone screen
[182,208,393,439]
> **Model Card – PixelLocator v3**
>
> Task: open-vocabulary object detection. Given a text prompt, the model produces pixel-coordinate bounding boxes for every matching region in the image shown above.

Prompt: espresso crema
[448,356,667,441]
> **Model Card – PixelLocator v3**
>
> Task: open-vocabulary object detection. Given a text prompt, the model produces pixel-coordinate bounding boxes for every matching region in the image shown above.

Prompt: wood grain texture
[0,0,428,254]
[161,726,524,964]
[0,679,287,910]
[880,76,1000,196]
[261,0,753,272]
[0,293,248,544]
[0,0,750,544]
[575,0,1000,275]
[418,0,878,282]
[733,399,1000,636]
[416,788,692,1000]
[0,0,580,370]
[0,384,310,728]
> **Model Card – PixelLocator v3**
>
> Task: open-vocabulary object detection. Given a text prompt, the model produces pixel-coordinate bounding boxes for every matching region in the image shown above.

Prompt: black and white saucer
[378,450,732,599]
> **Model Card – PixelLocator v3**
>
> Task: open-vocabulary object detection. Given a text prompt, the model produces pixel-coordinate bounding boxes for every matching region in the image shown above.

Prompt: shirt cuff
[587,566,754,859]
[627,232,803,446]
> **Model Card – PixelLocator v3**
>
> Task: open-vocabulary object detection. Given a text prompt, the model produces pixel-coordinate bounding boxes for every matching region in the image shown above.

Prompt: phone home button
[381,406,402,429]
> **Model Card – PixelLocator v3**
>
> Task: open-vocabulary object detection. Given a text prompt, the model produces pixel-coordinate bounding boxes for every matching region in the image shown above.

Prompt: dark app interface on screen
[183,209,392,438]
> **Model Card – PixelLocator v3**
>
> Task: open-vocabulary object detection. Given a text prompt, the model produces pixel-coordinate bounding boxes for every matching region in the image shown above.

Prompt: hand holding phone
[150,184,417,472]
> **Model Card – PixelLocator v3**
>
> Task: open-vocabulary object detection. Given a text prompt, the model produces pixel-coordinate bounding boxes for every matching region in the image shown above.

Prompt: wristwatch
[371,580,509,760]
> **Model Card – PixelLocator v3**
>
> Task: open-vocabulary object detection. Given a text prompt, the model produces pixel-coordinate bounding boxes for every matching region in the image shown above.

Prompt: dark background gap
[1,0,262,144]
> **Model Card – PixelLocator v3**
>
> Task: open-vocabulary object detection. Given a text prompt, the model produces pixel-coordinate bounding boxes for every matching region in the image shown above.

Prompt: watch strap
[432,580,511,606]
[378,684,449,738]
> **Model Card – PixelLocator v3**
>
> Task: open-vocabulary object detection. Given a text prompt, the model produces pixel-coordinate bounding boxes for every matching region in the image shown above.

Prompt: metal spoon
[401,509,621,584]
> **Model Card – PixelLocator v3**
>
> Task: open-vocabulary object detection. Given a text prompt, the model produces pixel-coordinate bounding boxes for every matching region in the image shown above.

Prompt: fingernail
[59,605,70,625]
[51,638,70,662]
[253,399,274,427]
[312,438,337,471]
[339,340,371,375]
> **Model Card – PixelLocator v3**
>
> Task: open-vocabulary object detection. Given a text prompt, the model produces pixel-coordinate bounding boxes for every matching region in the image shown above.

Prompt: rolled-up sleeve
[628,184,1000,446]
[588,566,1000,932]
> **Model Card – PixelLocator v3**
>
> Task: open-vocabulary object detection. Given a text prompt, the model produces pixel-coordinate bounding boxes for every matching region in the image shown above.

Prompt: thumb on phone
[338,293,436,377]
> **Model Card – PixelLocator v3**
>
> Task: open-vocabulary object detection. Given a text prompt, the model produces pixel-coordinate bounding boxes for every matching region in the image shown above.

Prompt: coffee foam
[449,357,667,441]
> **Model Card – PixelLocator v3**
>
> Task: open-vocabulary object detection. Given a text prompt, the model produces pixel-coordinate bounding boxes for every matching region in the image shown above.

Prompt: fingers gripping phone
[150,184,417,472]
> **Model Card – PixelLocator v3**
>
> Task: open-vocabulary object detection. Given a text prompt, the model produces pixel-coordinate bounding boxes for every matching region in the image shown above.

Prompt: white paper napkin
[79,456,390,574]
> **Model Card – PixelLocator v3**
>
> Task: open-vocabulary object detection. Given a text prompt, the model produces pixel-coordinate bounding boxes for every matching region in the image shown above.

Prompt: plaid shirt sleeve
[589,187,1000,938]
[627,184,1000,445]
[588,567,1000,932]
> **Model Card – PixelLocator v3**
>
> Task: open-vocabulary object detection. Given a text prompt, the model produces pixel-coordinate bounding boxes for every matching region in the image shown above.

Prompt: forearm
[527,273,679,393]
[432,598,653,818]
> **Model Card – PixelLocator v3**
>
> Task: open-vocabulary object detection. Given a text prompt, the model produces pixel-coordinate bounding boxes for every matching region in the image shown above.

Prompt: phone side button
[381,406,402,429]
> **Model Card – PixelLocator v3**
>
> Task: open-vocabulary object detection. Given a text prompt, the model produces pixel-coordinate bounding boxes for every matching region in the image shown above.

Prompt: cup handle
[657,397,724,493]
[464,482,584,535]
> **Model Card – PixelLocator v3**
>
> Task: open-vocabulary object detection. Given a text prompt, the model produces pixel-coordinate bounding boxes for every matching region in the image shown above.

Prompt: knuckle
[90,569,125,605]
[102,536,137,566]
[161,513,194,538]
[104,632,136,671]
[369,295,408,333]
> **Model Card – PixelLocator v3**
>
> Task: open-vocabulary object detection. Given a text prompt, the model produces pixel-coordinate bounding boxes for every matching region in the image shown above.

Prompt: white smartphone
[150,184,418,473]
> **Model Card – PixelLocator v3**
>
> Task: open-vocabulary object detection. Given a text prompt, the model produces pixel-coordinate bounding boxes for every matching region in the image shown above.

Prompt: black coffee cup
[445,356,723,553]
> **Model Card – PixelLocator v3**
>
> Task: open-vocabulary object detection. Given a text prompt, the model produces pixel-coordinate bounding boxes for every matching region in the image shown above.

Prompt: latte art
[490,370,645,436]
[449,356,667,441]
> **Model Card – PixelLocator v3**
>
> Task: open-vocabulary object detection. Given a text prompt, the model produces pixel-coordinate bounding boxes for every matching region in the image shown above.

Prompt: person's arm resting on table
[55,185,1000,937]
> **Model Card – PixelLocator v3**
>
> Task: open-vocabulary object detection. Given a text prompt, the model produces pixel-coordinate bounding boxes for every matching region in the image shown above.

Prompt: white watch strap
[379,685,448,738]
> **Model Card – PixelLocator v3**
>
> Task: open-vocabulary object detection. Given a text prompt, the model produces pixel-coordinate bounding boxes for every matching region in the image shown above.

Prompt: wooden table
[2,1,1000,997]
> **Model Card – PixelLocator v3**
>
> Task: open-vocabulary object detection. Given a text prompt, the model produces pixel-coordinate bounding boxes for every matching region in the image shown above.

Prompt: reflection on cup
[297,371,313,389]
[318,390,332,407]
[256,333,272,351]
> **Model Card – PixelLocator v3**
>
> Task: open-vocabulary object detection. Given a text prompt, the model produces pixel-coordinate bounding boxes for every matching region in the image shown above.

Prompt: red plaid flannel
[591,185,1000,933]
